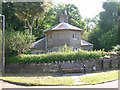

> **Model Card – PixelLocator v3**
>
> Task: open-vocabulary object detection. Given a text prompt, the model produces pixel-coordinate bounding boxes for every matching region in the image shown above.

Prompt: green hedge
[6,50,104,64]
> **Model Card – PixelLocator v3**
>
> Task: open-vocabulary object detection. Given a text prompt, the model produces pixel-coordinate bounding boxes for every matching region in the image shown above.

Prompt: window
[50,34,52,40]
[73,34,77,40]
[48,49,52,52]
[48,34,52,41]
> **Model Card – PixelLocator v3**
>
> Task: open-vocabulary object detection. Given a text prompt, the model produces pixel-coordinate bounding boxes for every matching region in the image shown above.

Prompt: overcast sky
[53,0,107,19]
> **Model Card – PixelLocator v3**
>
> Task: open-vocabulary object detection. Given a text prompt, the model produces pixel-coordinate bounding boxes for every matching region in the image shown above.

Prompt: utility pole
[0,14,5,75]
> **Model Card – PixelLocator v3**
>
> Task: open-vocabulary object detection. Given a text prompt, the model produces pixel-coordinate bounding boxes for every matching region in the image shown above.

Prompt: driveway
[0,80,119,88]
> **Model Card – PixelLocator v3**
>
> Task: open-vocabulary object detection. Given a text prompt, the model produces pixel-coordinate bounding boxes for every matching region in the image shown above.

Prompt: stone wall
[5,55,119,74]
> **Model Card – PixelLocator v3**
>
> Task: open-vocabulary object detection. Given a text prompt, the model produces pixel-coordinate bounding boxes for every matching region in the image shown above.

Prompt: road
[0,80,119,89]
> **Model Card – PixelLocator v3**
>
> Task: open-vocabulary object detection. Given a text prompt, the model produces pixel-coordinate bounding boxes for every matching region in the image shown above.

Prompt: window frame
[73,34,77,40]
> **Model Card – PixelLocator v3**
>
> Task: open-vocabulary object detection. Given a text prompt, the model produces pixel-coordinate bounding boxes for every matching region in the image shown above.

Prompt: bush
[6,50,105,64]
[112,45,120,54]
[5,30,36,55]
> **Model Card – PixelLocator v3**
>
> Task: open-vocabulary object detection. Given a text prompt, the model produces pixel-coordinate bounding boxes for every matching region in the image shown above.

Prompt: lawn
[0,70,118,86]
[0,74,73,86]
[80,70,119,84]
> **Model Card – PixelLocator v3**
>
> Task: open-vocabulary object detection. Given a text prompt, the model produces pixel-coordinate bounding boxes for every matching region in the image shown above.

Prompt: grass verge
[0,75,73,86]
[0,70,118,86]
[80,70,119,84]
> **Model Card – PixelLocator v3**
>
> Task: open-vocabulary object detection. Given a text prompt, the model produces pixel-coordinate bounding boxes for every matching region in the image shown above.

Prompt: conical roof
[44,22,83,33]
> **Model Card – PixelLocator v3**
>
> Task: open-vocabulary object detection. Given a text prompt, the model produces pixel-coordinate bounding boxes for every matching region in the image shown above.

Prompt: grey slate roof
[44,22,83,32]
[31,38,93,50]
[31,38,45,50]
[81,39,93,46]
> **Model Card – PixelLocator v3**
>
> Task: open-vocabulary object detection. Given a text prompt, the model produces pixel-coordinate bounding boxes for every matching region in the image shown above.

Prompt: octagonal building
[31,13,93,54]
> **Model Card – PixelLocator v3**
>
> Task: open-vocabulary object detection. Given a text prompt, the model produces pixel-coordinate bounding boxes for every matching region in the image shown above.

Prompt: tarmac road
[0,80,119,89]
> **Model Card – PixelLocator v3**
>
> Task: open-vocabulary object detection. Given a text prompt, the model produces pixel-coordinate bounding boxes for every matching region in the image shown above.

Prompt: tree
[2,2,25,31]
[87,1,118,51]
[118,2,120,44]
[88,26,101,50]
[13,2,52,35]
[99,2,118,33]
[5,31,36,55]
[84,15,99,32]
[99,26,118,51]
[43,3,85,29]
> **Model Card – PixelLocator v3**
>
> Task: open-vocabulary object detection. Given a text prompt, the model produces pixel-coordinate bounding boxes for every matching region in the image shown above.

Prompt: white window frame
[73,34,77,40]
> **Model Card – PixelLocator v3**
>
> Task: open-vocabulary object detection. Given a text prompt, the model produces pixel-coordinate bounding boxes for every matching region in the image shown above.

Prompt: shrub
[5,30,36,55]
[112,45,120,54]
[58,44,72,52]
[6,50,105,64]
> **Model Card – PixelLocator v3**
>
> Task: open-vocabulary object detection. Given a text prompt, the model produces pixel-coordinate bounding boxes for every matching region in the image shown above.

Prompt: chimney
[59,10,68,23]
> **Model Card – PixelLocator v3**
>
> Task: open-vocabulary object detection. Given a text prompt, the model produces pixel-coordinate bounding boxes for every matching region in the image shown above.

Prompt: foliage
[81,31,89,41]
[58,44,72,52]
[2,2,25,31]
[2,2,85,41]
[86,1,118,51]
[6,50,104,64]
[99,2,118,33]
[80,70,118,84]
[112,45,120,54]
[118,2,120,44]
[84,16,99,32]
[5,31,36,55]
[99,26,118,51]
[35,4,85,40]
[87,27,101,50]
[13,2,52,35]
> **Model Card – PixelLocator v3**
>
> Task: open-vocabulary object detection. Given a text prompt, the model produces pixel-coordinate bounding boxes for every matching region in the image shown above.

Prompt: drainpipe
[79,32,82,49]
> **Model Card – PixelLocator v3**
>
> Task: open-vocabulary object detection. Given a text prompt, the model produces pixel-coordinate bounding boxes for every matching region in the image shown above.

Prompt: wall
[45,30,82,52]
[69,30,81,48]
[5,55,119,74]
[81,45,93,51]
[46,30,71,50]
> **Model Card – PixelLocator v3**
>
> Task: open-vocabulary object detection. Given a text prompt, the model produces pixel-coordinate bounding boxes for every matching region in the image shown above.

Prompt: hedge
[6,50,105,64]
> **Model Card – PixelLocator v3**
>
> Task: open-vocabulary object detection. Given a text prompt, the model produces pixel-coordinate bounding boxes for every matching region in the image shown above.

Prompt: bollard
[83,64,86,74]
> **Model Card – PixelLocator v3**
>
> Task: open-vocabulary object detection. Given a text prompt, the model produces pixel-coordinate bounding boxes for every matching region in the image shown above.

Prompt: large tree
[87,1,118,51]
[98,2,118,33]
[2,2,24,31]
[99,25,118,51]
[13,2,52,35]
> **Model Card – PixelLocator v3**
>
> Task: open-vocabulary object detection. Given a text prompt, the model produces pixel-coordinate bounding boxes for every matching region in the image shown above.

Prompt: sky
[52,0,107,19]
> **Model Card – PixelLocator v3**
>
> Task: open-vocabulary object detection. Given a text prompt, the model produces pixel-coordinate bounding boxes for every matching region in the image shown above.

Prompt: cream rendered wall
[45,30,71,51]
[69,30,81,49]
[45,30,82,52]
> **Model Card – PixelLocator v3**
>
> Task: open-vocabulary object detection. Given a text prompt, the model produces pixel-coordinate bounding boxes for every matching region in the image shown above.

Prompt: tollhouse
[31,12,93,54]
